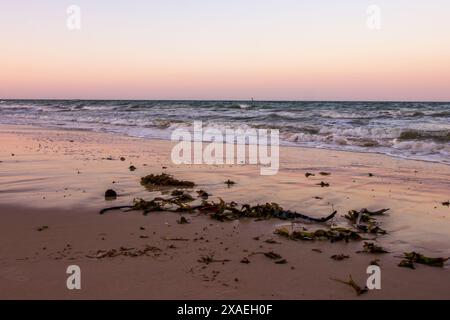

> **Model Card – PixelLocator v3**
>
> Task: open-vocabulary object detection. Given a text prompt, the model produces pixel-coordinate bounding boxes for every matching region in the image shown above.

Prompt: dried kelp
[275,259,288,264]
[140,173,195,188]
[262,251,282,260]
[224,179,236,186]
[345,208,389,235]
[171,190,184,196]
[356,224,387,235]
[345,208,390,223]
[240,257,250,264]
[331,254,350,261]
[86,245,161,259]
[332,275,368,296]
[250,251,287,264]
[100,196,337,223]
[317,181,330,187]
[275,227,362,243]
[172,193,195,203]
[199,199,338,223]
[196,190,210,199]
[177,216,190,224]
[398,252,449,269]
[198,255,230,264]
[358,242,389,254]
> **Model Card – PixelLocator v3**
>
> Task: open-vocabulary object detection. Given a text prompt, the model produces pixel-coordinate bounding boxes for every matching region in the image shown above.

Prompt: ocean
[1,100,449,164]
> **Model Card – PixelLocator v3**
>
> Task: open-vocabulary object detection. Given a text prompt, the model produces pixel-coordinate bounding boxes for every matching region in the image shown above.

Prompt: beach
[0,124,449,299]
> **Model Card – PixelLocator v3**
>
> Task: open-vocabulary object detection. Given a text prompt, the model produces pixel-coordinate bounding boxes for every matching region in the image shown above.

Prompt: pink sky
[1,1,449,101]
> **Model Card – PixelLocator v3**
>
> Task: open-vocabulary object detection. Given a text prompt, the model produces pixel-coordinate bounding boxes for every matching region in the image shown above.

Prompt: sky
[1,0,449,101]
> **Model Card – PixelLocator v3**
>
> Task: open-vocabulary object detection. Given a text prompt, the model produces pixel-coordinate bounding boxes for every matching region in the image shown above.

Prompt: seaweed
[100,192,337,223]
[345,208,390,223]
[171,190,184,196]
[305,172,315,178]
[275,259,288,264]
[198,255,230,264]
[140,173,195,188]
[224,179,236,187]
[86,245,161,259]
[442,201,450,207]
[36,226,49,232]
[319,172,331,176]
[317,181,330,187]
[251,251,286,264]
[177,216,190,224]
[331,254,350,261]
[345,208,389,235]
[204,200,337,222]
[398,259,415,269]
[398,252,449,268]
[196,190,210,199]
[358,242,389,254]
[275,227,362,242]
[240,257,250,264]
[129,165,136,171]
[263,251,282,260]
[172,192,195,203]
[163,237,190,241]
[332,275,368,296]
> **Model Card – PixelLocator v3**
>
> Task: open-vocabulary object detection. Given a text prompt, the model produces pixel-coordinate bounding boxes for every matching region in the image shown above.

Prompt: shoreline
[0,124,449,299]
[1,121,449,168]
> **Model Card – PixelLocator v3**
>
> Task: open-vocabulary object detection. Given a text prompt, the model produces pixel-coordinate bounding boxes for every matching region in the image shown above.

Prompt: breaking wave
[0,100,449,164]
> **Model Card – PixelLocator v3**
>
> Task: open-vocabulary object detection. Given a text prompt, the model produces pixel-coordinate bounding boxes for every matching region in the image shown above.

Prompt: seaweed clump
[358,242,389,254]
[140,173,195,188]
[198,199,337,223]
[345,208,389,235]
[274,227,362,243]
[100,196,337,223]
[398,252,449,269]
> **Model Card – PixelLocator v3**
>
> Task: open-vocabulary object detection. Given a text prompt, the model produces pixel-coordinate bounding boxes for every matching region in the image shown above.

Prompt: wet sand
[0,124,449,299]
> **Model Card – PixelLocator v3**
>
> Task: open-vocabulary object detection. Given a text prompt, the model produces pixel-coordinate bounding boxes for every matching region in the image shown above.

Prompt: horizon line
[1,98,449,104]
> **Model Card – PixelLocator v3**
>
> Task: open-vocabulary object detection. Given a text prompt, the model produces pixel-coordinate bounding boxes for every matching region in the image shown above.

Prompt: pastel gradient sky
[1,0,449,101]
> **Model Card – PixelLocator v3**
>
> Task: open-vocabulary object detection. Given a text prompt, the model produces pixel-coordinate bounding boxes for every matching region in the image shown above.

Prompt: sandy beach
[0,124,449,300]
